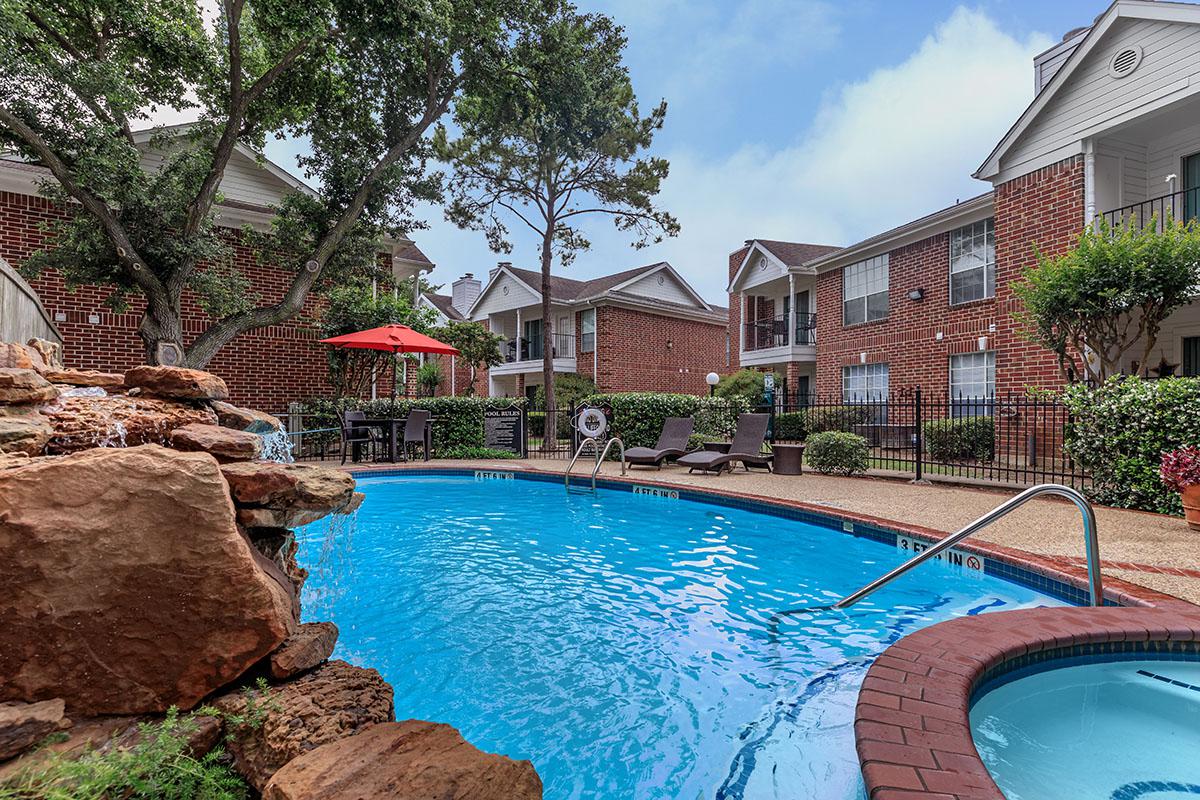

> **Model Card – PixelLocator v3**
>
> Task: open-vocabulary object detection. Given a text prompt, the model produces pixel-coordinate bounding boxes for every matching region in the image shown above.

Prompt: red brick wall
[592,305,726,394]
[812,155,1084,398]
[726,246,749,372]
[1,189,337,412]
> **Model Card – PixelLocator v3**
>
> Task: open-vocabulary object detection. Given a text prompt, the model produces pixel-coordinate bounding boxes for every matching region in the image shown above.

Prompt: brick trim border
[345,462,1187,608]
[854,606,1200,799]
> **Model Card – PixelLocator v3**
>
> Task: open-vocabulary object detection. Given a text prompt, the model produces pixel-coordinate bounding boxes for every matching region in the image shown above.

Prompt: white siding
[1146,120,1200,193]
[1124,299,1200,374]
[472,272,540,316]
[138,146,300,207]
[1003,18,1200,178]
[1034,32,1087,94]
[1096,137,1148,209]
[620,269,700,307]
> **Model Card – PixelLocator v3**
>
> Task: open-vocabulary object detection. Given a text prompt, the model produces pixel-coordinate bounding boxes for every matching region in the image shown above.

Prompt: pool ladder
[565,437,626,493]
[777,483,1104,616]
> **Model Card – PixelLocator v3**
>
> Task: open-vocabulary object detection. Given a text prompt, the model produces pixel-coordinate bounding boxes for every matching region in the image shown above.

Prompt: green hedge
[774,411,806,441]
[805,431,870,476]
[582,393,749,450]
[769,405,872,442]
[922,416,994,462]
[1062,377,1200,514]
[299,396,526,457]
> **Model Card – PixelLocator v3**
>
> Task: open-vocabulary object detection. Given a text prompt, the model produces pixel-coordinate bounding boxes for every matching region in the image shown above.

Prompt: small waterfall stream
[259,429,295,462]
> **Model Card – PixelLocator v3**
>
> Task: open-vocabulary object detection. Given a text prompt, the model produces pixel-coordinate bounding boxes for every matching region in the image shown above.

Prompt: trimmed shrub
[804,405,872,434]
[583,393,749,449]
[774,411,807,442]
[922,416,994,462]
[805,431,870,476]
[298,396,527,457]
[713,369,779,403]
[1062,376,1200,514]
[437,445,520,459]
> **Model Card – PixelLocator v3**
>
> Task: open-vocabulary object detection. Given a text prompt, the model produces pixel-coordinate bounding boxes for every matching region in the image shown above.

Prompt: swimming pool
[297,472,1068,800]
[972,654,1200,800]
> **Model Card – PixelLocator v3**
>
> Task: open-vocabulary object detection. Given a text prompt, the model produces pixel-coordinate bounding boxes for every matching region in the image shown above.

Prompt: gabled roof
[421,292,465,321]
[728,239,840,292]
[974,0,1200,181]
[394,242,433,267]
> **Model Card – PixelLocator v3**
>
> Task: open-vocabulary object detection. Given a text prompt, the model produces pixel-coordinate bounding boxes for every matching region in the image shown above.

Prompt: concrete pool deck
[347,458,1200,606]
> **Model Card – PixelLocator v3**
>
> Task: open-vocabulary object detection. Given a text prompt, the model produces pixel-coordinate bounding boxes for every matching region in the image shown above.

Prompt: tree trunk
[137,292,186,366]
[540,227,556,448]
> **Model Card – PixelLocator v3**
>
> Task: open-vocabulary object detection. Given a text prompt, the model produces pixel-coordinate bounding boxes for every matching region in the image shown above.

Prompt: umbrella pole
[391,348,397,408]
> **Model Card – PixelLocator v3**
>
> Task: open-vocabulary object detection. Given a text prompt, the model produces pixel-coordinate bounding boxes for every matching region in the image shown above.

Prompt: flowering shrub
[1062,376,1200,514]
[1160,446,1200,492]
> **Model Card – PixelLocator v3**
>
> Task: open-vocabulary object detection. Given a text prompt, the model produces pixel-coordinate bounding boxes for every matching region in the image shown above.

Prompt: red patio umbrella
[320,324,459,403]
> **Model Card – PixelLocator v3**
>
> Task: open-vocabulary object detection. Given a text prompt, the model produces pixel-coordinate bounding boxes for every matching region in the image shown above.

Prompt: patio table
[359,416,436,462]
[772,443,805,475]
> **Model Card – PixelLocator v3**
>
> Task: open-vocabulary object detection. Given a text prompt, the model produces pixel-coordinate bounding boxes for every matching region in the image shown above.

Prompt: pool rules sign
[895,534,985,573]
[484,407,527,457]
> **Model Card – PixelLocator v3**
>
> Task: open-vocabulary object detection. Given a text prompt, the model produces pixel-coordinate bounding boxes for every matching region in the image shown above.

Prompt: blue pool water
[972,658,1200,800]
[297,474,1066,800]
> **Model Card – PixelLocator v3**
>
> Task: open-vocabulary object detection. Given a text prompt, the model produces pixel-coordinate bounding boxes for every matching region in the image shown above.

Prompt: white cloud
[609,6,1054,302]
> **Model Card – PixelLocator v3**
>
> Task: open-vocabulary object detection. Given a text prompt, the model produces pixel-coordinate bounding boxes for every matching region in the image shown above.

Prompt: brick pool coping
[345,463,1200,799]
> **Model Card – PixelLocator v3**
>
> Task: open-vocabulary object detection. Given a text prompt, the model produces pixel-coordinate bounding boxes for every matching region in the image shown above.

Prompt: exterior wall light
[907,288,925,301]
[978,336,988,351]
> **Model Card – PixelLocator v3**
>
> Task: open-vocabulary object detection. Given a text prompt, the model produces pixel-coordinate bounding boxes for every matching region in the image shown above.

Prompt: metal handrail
[832,483,1102,609]
[565,436,600,491]
[591,437,625,491]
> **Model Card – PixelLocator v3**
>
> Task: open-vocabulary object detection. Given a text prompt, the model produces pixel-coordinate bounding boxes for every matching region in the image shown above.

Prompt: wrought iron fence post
[913,387,924,483]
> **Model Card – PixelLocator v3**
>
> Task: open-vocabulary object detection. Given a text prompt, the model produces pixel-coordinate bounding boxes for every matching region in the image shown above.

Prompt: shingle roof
[506,262,667,302]
[394,242,433,266]
[423,293,464,321]
[753,240,842,266]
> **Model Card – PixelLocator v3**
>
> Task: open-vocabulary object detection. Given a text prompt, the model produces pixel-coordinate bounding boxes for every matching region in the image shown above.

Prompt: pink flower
[1160,446,1200,491]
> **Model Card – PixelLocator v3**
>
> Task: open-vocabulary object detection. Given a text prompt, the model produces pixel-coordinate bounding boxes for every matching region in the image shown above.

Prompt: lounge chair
[625,417,694,469]
[676,413,773,475]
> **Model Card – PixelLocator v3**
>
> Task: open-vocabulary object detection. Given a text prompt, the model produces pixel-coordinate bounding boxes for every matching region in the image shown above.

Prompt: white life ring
[577,408,608,439]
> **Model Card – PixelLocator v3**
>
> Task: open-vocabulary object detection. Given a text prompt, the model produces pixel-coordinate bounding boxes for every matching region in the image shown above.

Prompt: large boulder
[0,699,70,761]
[262,721,543,800]
[0,445,295,715]
[220,461,356,527]
[124,365,229,401]
[41,394,218,454]
[268,622,339,680]
[25,339,63,370]
[211,400,284,434]
[0,369,57,405]
[212,660,393,790]
[170,422,264,462]
[42,369,126,390]
[0,343,47,372]
[0,413,52,456]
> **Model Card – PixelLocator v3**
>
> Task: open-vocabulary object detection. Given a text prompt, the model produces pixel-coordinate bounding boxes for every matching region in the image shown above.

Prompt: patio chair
[340,410,382,465]
[400,409,431,462]
[625,417,695,469]
[676,413,773,475]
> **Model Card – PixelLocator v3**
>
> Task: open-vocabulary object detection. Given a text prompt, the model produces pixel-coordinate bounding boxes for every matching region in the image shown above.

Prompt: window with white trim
[580,308,596,353]
[843,255,888,325]
[842,363,889,402]
[949,219,995,305]
[949,351,995,416]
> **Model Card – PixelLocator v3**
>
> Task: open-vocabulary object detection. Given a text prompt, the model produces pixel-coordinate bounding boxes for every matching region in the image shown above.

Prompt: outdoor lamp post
[706,372,720,397]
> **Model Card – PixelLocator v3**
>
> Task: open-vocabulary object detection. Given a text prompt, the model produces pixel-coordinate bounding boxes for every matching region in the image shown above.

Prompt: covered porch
[736,272,818,369]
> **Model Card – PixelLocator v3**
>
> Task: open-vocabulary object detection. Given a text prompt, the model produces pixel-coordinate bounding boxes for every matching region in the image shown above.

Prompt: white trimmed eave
[974,0,1200,182]
[603,262,715,313]
[728,241,796,293]
[465,265,543,319]
[588,294,727,325]
[807,192,995,275]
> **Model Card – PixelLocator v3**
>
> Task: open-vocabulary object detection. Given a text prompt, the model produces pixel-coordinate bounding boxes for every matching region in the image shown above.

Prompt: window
[580,308,596,353]
[949,351,995,416]
[843,255,888,325]
[949,219,995,305]
[842,363,889,402]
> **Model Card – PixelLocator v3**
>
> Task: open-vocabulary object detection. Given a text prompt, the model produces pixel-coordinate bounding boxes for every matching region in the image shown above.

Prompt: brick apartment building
[458,262,728,399]
[729,0,1200,404]
[0,126,434,411]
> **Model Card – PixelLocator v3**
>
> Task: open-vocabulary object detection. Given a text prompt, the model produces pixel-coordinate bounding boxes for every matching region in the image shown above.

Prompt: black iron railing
[1100,187,1200,231]
[743,312,817,351]
[502,332,575,363]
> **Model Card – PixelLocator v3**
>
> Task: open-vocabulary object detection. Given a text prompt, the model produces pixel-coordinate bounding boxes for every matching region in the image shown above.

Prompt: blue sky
[265,1,1102,304]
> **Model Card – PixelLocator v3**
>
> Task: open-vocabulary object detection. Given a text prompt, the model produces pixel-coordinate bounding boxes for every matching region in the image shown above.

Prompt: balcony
[502,332,575,363]
[743,312,817,352]
[1100,188,1199,231]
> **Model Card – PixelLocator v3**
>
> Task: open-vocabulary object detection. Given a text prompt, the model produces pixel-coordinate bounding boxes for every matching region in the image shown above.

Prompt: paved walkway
[351,458,1200,605]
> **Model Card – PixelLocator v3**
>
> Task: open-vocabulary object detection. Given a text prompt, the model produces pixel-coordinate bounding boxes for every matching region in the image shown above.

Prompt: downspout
[370,277,378,400]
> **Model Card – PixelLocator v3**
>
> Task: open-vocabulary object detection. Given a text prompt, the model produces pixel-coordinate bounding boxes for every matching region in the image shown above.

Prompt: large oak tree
[0,0,537,366]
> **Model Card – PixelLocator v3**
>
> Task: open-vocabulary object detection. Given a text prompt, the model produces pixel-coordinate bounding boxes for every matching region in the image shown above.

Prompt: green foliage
[416,362,443,396]
[1,0,537,365]
[1014,217,1200,382]
[1061,376,1200,514]
[317,284,433,398]
[804,405,872,434]
[437,445,520,459]
[774,411,807,441]
[431,321,503,395]
[535,374,599,436]
[922,416,995,462]
[804,431,870,476]
[0,708,247,800]
[301,396,526,455]
[582,393,748,449]
[713,369,779,403]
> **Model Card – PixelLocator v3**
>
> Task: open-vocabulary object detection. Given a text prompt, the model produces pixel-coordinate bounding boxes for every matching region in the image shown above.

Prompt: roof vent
[1108,45,1142,79]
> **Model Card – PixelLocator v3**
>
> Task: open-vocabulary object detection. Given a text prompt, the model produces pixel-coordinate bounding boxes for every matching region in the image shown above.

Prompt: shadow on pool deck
[343,458,1200,606]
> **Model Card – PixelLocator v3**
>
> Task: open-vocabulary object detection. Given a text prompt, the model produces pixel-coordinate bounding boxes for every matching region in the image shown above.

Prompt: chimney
[489,260,512,283]
[451,273,481,316]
